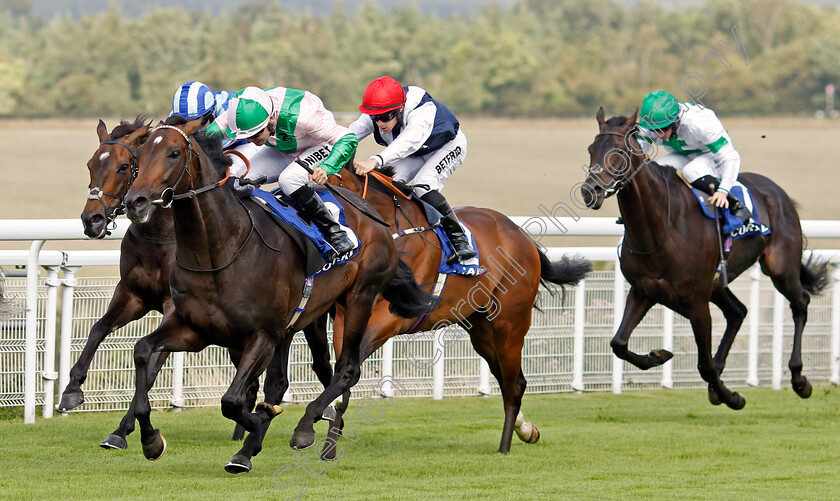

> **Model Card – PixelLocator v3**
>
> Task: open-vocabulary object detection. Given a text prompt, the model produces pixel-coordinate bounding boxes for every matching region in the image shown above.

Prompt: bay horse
[581,108,829,408]
[290,164,592,455]
[123,118,431,473]
[61,118,334,450]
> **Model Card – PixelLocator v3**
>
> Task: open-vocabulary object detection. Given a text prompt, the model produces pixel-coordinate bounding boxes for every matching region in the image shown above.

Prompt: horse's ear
[626,108,639,127]
[183,118,203,136]
[125,125,149,147]
[596,107,605,127]
[96,119,109,142]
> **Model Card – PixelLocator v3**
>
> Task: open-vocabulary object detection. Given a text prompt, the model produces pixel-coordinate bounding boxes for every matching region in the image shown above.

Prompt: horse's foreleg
[689,308,745,410]
[707,288,748,405]
[610,287,670,369]
[59,284,148,412]
[225,335,291,474]
[133,315,208,461]
[99,350,171,450]
[303,313,336,420]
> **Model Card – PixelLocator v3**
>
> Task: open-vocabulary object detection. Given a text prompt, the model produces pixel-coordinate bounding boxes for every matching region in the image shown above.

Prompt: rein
[592,130,672,256]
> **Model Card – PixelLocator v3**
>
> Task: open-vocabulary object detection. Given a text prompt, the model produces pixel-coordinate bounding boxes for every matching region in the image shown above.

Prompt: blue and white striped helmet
[170,81,217,120]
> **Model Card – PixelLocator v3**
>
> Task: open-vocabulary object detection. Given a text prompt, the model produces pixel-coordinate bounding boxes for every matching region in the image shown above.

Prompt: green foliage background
[0,0,838,117]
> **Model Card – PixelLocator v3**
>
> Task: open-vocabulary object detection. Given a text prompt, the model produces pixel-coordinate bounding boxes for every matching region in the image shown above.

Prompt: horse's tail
[381,258,438,318]
[537,247,592,292]
[800,255,831,296]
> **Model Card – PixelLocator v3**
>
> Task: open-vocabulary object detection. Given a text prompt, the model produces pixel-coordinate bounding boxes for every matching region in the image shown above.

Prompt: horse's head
[82,118,149,238]
[580,107,646,209]
[126,116,230,225]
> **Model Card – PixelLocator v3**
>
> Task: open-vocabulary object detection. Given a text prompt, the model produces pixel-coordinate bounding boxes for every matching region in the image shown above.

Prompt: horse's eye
[117,162,130,173]
[169,150,181,159]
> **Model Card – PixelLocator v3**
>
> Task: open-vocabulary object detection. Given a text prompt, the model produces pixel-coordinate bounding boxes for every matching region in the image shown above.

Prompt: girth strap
[286,276,315,331]
[406,272,448,334]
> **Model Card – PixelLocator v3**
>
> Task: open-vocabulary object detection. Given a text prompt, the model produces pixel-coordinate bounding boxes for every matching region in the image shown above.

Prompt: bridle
[589,130,647,197]
[590,128,672,256]
[148,125,229,208]
[87,139,139,233]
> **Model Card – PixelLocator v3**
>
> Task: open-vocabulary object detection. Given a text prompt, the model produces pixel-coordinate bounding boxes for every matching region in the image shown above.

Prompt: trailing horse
[581,108,830,408]
[123,117,431,473]
[288,165,591,455]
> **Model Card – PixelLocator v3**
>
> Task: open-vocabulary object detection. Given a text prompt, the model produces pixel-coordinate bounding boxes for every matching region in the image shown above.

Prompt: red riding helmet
[359,76,406,115]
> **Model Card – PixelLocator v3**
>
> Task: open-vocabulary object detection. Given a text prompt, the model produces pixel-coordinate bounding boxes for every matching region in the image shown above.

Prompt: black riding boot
[289,185,355,258]
[690,175,751,223]
[420,190,476,264]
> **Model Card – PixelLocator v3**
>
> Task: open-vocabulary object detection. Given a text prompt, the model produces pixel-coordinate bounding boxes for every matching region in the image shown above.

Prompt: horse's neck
[171,165,249,271]
[617,162,672,248]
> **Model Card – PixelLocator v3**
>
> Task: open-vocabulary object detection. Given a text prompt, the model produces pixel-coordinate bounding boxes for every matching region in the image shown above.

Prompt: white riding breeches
[233,143,333,195]
[390,129,468,197]
[657,152,719,186]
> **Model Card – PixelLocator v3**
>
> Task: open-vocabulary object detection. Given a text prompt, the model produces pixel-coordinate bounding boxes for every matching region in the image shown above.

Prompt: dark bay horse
[123,118,431,473]
[581,108,829,408]
[296,165,592,455]
[61,118,334,450]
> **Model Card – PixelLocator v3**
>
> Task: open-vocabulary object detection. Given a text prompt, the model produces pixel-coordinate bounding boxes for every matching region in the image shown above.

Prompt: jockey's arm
[300,109,359,176]
[711,141,740,194]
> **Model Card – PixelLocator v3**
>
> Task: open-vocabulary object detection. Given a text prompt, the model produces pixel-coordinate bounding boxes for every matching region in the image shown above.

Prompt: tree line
[0,0,837,118]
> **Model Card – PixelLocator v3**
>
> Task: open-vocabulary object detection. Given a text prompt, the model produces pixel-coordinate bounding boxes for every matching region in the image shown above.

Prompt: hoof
[321,405,337,422]
[527,424,540,444]
[708,385,722,406]
[142,429,167,460]
[727,392,746,410]
[224,454,252,474]
[649,349,674,365]
[231,424,245,442]
[58,391,84,412]
[99,434,128,450]
[793,379,812,399]
[290,429,316,450]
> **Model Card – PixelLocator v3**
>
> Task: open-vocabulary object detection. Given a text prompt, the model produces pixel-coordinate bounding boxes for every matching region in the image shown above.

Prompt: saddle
[250,188,360,277]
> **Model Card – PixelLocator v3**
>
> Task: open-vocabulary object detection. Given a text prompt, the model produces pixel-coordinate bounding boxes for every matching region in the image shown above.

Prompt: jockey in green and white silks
[206,86,358,257]
[637,90,750,223]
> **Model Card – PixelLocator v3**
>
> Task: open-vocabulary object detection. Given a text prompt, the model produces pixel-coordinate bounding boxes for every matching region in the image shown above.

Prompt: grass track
[1,388,839,500]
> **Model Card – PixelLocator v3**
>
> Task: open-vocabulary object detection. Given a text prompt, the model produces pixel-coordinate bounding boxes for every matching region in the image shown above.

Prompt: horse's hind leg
[59,284,148,412]
[99,350,170,450]
[610,287,672,369]
[706,288,748,405]
[468,311,532,454]
[767,271,813,398]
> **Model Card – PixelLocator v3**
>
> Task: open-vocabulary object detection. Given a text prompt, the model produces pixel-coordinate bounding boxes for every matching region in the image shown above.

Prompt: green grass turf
[1,387,839,500]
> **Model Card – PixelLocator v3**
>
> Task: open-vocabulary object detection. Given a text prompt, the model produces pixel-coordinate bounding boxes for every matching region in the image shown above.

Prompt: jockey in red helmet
[350,76,475,264]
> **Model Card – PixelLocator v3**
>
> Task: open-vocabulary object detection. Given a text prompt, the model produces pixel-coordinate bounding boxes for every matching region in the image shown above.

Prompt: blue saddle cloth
[415,198,484,277]
[691,182,770,239]
[250,188,360,277]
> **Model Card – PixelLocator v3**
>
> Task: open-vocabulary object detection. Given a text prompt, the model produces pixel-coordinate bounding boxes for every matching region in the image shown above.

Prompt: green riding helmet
[639,90,681,130]
[225,86,274,139]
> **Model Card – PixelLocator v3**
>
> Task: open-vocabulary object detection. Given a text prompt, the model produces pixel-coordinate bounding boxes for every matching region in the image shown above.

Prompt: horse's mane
[162,115,232,178]
[111,115,151,140]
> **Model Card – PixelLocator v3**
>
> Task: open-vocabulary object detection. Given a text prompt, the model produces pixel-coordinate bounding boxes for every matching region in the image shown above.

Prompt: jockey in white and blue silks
[169,81,261,181]
[204,86,358,257]
[636,90,750,223]
[349,76,474,263]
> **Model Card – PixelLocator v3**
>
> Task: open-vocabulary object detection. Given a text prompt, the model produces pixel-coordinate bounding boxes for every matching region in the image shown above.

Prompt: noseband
[87,139,139,232]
